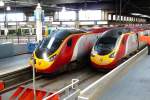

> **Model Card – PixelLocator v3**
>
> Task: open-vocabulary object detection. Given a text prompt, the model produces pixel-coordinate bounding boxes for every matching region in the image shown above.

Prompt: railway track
[0,67,41,94]
[1,48,141,99]
[19,68,105,100]
[0,60,89,93]
[1,67,105,99]
[35,68,105,92]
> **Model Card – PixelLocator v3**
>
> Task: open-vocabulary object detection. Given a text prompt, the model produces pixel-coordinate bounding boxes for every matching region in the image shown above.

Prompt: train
[30,28,108,73]
[89,27,109,34]
[90,27,150,70]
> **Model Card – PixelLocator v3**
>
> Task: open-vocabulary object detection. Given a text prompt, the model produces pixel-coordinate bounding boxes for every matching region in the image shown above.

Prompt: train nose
[90,54,114,65]
[30,58,54,70]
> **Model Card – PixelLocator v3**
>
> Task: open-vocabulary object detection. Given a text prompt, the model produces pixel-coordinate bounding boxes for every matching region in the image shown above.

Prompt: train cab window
[70,30,86,34]
[94,28,126,55]
[126,28,131,33]
[121,28,130,33]
[35,29,84,58]
[94,37,117,55]
[116,28,127,36]
[102,29,122,39]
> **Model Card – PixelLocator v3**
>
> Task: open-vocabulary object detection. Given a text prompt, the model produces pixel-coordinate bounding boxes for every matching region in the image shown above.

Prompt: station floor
[0,54,31,76]
[100,55,150,100]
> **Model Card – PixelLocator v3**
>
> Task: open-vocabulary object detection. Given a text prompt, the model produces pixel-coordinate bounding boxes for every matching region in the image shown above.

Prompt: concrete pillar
[0,26,1,36]
[4,28,8,36]
[29,28,32,35]
[34,3,44,42]
[75,11,80,29]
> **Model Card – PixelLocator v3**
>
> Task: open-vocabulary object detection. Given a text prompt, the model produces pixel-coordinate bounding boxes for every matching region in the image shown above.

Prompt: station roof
[0,0,150,18]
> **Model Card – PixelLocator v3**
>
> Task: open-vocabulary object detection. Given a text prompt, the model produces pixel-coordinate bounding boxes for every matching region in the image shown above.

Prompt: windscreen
[94,37,117,55]
[35,30,71,58]
[35,29,85,59]
[94,28,130,55]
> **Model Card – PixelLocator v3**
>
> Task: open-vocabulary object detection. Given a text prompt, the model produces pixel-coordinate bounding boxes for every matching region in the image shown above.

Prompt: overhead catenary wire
[119,0,122,23]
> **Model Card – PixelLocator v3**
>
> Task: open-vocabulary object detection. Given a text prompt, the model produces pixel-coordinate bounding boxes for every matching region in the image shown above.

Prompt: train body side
[90,27,150,70]
[71,34,100,61]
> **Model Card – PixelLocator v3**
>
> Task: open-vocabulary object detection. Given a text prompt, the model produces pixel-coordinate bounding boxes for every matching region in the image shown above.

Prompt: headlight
[91,50,98,56]
[49,54,56,61]
[43,53,49,61]
[109,52,115,58]
[44,58,50,62]
[43,53,57,62]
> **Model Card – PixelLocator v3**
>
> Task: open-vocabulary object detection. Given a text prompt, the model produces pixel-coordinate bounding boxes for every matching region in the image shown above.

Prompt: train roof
[89,27,110,34]
[56,28,86,33]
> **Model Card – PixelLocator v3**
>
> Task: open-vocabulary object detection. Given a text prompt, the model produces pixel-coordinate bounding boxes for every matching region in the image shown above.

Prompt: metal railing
[43,79,79,100]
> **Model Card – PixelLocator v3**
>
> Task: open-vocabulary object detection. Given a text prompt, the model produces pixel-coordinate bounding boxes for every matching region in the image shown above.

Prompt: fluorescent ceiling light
[131,13,150,18]
[131,13,142,16]
[62,22,75,25]
[140,15,147,17]
[140,15,150,18]
[0,0,4,7]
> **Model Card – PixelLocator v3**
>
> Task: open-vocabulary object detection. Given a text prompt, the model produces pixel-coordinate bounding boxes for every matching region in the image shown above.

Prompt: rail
[78,47,148,100]
[43,79,79,100]
[0,67,42,94]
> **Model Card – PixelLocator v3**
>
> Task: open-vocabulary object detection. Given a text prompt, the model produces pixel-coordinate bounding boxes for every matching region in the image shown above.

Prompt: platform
[99,55,150,100]
[0,54,31,76]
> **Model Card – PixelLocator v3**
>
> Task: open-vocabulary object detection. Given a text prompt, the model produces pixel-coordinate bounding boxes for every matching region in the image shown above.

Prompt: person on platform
[139,35,150,55]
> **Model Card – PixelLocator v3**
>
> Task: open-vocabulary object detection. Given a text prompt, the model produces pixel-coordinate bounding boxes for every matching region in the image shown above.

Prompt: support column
[75,11,80,29]
[34,3,44,42]
[4,28,8,36]
[4,7,8,36]
[0,26,1,36]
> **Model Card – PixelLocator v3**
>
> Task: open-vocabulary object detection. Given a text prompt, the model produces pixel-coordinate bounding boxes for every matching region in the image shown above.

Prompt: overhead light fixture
[140,15,150,18]
[62,7,66,12]
[50,4,56,7]
[140,15,148,17]
[0,0,4,7]
[131,13,142,16]
[131,13,150,18]
[6,6,11,11]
